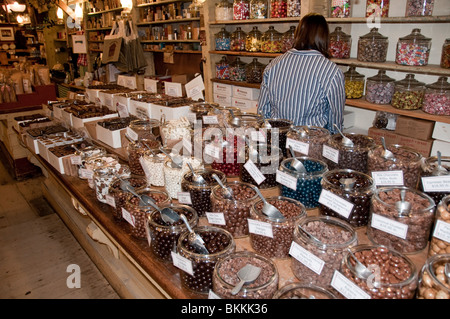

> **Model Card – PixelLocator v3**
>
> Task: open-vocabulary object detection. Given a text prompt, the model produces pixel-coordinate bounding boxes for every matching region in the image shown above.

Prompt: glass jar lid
[231,57,247,68]
[248,26,262,37]
[330,26,351,41]
[359,27,388,41]
[399,28,431,42]
[217,55,229,64]
[231,27,246,38]
[216,0,233,8]
[216,27,230,38]
[190,101,217,113]
[425,76,450,91]
[246,58,265,70]
[344,66,365,80]
[395,74,425,89]
[367,70,395,83]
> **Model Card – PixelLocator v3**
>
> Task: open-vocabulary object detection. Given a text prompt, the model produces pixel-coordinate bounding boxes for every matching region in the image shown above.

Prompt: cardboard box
[150,104,191,121]
[431,139,450,157]
[213,93,232,106]
[71,113,118,129]
[117,75,138,90]
[85,88,102,104]
[213,83,232,96]
[96,122,126,149]
[47,150,72,174]
[129,99,152,119]
[368,126,433,157]
[61,109,73,127]
[98,91,119,110]
[172,74,195,85]
[232,86,260,101]
[394,116,435,141]
[432,122,450,142]
[231,97,258,112]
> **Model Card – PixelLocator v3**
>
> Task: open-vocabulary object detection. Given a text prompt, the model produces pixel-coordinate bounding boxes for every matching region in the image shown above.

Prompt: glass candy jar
[261,26,282,53]
[329,26,351,59]
[287,0,301,17]
[405,0,434,17]
[233,0,250,20]
[76,146,107,179]
[365,70,395,105]
[422,77,450,116]
[250,196,306,258]
[344,66,365,99]
[319,169,375,227]
[246,26,262,52]
[93,164,131,204]
[396,28,431,66]
[212,251,279,299]
[230,27,246,51]
[146,203,198,262]
[215,28,231,51]
[229,57,247,82]
[291,216,357,288]
[357,28,388,62]
[215,0,233,20]
[340,245,418,299]
[418,254,450,299]
[420,155,450,207]
[428,196,450,257]
[367,186,436,254]
[127,138,161,176]
[391,74,425,110]
[278,156,328,209]
[281,26,296,53]
[164,156,203,199]
[215,56,230,80]
[262,117,293,157]
[249,0,268,19]
[286,125,331,161]
[366,0,390,17]
[273,283,337,299]
[270,0,287,18]
[330,0,351,18]
[441,38,450,69]
[245,58,266,83]
[177,226,236,294]
[128,118,160,140]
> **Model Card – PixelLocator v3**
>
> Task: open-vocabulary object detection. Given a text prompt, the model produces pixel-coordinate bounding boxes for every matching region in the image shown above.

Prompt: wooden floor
[0,154,120,299]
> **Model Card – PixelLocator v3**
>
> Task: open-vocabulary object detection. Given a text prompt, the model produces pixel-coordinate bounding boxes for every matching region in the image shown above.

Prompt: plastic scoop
[180,214,209,255]
[288,145,306,173]
[254,188,285,221]
[231,264,262,295]
[187,162,206,185]
[212,173,234,200]
[395,189,412,216]
[334,124,354,147]
[380,137,395,160]
[347,248,374,281]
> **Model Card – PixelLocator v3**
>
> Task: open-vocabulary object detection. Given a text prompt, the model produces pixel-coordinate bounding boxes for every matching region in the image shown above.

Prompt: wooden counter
[31,142,429,299]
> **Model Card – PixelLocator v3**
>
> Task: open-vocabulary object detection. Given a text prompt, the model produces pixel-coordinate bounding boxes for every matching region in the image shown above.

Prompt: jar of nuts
[291,216,357,289]
[428,195,450,257]
[127,138,161,176]
[365,70,395,105]
[181,168,226,217]
[108,175,148,222]
[273,282,337,299]
[418,253,450,299]
[367,186,436,254]
[177,226,236,294]
[324,132,376,173]
[93,164,131,204]
[339,245,418,299]
[240,143,283,189]
[395,28,431,66]
[319,169,375,228]
[422,76,450,116]
[279,156,328,209]
[261,26,282,53]
[124,188,171,240]
[210,180,259,238]
[262,117,293,157]
[367,144,423,188]
[344,66,365,99]
[212,251,279,299]
[357,28,388,63]
[146,203,198,262]
[419,154,449,205]
[286,125,331,161]
[329,26,351,59]
[250,196,306,258]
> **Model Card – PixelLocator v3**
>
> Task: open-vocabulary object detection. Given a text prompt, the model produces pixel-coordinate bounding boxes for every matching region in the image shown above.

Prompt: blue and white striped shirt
[257,49,345,134]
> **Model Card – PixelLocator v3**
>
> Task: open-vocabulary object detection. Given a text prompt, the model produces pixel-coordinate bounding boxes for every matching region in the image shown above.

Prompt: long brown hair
[293,13,330,58]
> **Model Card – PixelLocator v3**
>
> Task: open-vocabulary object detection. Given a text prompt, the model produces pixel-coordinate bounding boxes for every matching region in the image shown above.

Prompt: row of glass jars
[215,56,267,83]
[344,66,450,115]
[215,25,296,53]
[216,0,435,21]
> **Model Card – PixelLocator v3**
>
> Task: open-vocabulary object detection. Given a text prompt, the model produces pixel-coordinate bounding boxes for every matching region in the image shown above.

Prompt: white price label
[370,213,408,239]
[421,176,450,192]
[177,192,192,205]
[371,171,404,186]
[117,102,129,118]
[244,160,266,185]
[126,127,139,141]
[121,208,135,227]
[289,241,325,275]
[286,138,309,155]
[248,219,273,238]
[276,169,297,190]
[330,270,371,299]
[105,194,116,208]
[433,219,450,243]
[206,212,226,226]
[171,251,194,276]
[70,155,82,165]
[186,112,197,124]
[322,145,339,164]
[208,289,222,299]
[79,168,94,179]
[205,143,220,159]
[318,189,354,219]
[202,115,219,125]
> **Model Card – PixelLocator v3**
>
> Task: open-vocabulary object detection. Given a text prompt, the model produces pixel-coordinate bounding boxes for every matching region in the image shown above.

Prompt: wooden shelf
[136,0,192,8]
[209,50,280,58]
[141,39,200,43]
[211,78,260,89]
[143,49,201,54]
[209,17,301,25]
[87,7,124,15]
[86,27,113,31]
[137,17,200,26]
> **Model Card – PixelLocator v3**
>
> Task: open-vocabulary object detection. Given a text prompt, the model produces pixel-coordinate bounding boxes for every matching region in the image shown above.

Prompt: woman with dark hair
[257,13,345,134]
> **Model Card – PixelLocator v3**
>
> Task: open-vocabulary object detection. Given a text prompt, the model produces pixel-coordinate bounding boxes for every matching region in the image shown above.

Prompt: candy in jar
[344,66,365,99]
[245,58,266,83]
[391,74,425,110]
[417,253,450,299]
[281,26,296,53]
[233,0,250,20]
[422,76,450,116]
[215,56,230,80]
[230,27,247,51]
[287,0,301,17]
[261,26,282,53]
[366,0,389,18]
[229,57,247,82]
[270,0,287,18]
[365,70,395,105]
[357,28,388,63]
[329,26,351,59]
[330,0,351,18]
[250,0,268,19]
[246,26,262,52]
[395,29,431,66]
[215,0,234,20]
[441,38,450,69]
[427,195,450,258]
[215,28,231,51]
[405,0,434,16]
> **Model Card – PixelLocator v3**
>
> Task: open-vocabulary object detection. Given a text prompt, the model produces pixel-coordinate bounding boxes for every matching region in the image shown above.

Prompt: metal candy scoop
[212,173,234,200]
[122,183,155,207]
[334,124,354,147]
[340,177,356,191]
[291,126,309,138]
[445,263,450,285]
[347,248,374,281]
[159,147,183,168]
[380,137,395,160]
[298,225,322,245]
[142,200,181,225]
[432,151,448,176]
[180,214,209,255]
[254,188,285,220]
[231,264,262,295]
[288,145,306,173]
[187,162,206,185]
[395,189,412,216]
